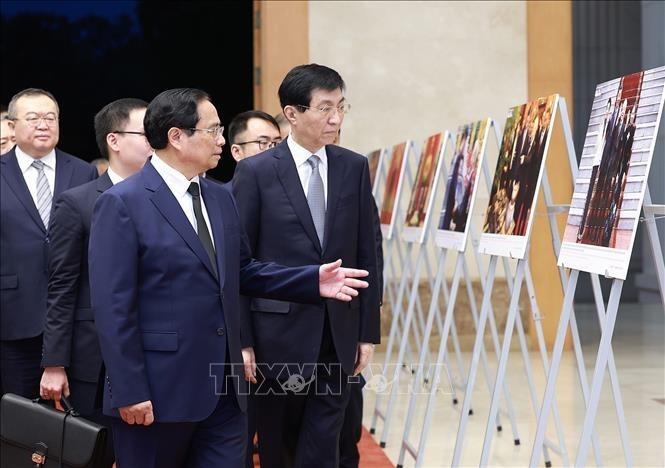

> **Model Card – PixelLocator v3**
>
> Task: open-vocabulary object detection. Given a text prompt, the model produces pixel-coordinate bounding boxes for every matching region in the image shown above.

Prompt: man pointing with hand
[89,88,369,467]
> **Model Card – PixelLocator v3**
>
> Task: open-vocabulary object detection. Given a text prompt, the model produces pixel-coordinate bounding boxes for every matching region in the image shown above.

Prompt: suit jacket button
[217,327,225,336]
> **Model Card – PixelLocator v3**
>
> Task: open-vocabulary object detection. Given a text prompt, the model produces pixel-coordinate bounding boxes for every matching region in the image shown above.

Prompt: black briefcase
[0,393,108,467]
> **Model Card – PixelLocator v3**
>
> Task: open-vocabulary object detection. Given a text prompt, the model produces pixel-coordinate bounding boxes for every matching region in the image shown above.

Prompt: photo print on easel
[367,148,382,189]
[559,66,665,279]
[380,141,408,238]
[402,132,445,243]
[479,94,559,259]
[435,119,490,251]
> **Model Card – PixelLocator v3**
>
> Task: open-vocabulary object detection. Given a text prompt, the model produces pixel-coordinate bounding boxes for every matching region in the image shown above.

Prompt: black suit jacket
[232,141,381,377]
[41,173,113,382]
[0,148,97,340]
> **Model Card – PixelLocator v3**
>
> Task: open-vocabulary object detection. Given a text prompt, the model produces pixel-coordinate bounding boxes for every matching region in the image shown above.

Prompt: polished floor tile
[363,303,664,467]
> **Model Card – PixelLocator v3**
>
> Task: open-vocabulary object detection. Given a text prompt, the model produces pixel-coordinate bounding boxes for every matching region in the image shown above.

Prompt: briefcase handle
[29,396,79,468]
[58,396,79,417]
[33,395,79,416]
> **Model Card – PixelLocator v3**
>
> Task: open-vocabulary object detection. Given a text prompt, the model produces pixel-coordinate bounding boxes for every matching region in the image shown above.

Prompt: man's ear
[230,144,243,162]
[283,106,298,125]
[168,127,184,149]
[106,132,120,152]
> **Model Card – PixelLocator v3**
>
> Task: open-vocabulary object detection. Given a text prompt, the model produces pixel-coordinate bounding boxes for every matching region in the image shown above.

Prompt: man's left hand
[241,347,257,384]
[319,259,369,301]
[353,342,374,375]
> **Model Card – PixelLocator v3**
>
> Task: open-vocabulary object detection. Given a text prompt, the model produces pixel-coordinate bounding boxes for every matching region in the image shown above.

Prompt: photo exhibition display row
[373,65,665,280]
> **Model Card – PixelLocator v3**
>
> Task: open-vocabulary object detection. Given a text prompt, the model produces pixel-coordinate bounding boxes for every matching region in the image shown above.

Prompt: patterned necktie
[187,182,218,279]
[306,155,325,245]
[31,160,52,228]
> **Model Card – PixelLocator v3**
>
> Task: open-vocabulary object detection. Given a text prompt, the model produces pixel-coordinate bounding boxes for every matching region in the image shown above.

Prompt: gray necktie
[31,160,52,228]
[306,155,325,245]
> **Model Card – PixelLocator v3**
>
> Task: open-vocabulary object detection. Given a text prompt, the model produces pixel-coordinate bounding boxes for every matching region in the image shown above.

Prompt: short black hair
[228,110,279,144]
[144,88,211,150]
[8,88,60,119]
[94,98,148,159]
[278,64,345,109]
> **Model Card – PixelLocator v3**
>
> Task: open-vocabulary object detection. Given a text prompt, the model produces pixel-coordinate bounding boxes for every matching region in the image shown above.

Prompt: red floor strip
[359,426,394,468]
[253,426,394,467]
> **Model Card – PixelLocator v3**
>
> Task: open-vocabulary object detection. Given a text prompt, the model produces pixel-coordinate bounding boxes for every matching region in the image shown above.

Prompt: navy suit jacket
[0,148,97,341]
[41,172,113,382]
[232,141,381,378]
[89,161,320,422]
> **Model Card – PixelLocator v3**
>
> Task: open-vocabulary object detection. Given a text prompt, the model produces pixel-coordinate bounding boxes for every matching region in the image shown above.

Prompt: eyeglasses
[235,138,281,150]
[297,103,351,117]
[113,131,145,136]
[187,125,225,139]
[16,114,59,128]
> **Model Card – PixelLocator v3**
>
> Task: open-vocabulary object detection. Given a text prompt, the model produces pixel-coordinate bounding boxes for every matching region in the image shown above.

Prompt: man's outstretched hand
[319,259,369,301]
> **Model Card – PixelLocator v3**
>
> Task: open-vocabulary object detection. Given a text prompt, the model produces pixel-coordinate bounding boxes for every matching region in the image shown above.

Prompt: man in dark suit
[232,64,381,468]
[89,88,369,467]
[39,98,151,415]
[229,110,282,162]
[0,88,97,399]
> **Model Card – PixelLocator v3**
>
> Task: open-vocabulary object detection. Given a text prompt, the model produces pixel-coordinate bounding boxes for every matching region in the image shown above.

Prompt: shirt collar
[286,135,327,169]
[150,152,200,198]
[106,166,124,185]
[15,146,56,173]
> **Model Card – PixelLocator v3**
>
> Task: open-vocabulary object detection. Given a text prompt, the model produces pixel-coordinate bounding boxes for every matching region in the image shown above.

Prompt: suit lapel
[143,163,218,280]
[274,144,322,253]
[1,150,46,232]
[322,145,343,253]
[53,149,74,198]
[200,178,225,289]
[95,172,113,193]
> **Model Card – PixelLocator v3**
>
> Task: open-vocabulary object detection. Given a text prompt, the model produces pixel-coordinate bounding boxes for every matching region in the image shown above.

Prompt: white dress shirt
[287,135,328,208]
[106,167,125,186]
[15,147,56,208]
[150,153,215,247]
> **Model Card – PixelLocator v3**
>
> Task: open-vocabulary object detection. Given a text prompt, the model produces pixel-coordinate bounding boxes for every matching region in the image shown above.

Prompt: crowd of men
[0,64,383,468]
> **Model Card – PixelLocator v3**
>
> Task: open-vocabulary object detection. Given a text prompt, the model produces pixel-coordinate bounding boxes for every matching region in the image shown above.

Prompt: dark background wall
[0,1,252,181]
[572,0,664,303]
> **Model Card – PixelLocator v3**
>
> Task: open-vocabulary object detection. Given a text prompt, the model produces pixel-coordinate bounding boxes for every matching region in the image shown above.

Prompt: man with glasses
[228,110,281,467]
[229,110,282,161]
[88,88,370,467]
[232,64,380,468]
[39,99,150,460]
[0,88,97,399]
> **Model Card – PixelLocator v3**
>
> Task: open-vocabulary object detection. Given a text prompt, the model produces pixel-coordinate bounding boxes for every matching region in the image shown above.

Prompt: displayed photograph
[559,66,665,279]
[402,132,445,244]
[435,119,490,252]
[380,141,408,239]
[367,148,383,189]
[479,94,558,259]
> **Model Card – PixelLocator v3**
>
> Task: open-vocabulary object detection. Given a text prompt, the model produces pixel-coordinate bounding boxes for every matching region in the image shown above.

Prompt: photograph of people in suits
[572,71,643,249]
[438,120,488,233]
[379,141,407,226]
[483,94,557,237]
[405,132,442,228]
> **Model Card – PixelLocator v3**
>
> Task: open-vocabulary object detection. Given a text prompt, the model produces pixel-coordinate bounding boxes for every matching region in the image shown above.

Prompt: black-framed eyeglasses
[113,131,145,136]
[297,102,351,116]
[187,125,225,139]
[235,138,281,150]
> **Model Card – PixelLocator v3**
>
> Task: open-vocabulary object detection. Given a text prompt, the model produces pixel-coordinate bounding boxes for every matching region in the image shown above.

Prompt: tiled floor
[363,303,664,467]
